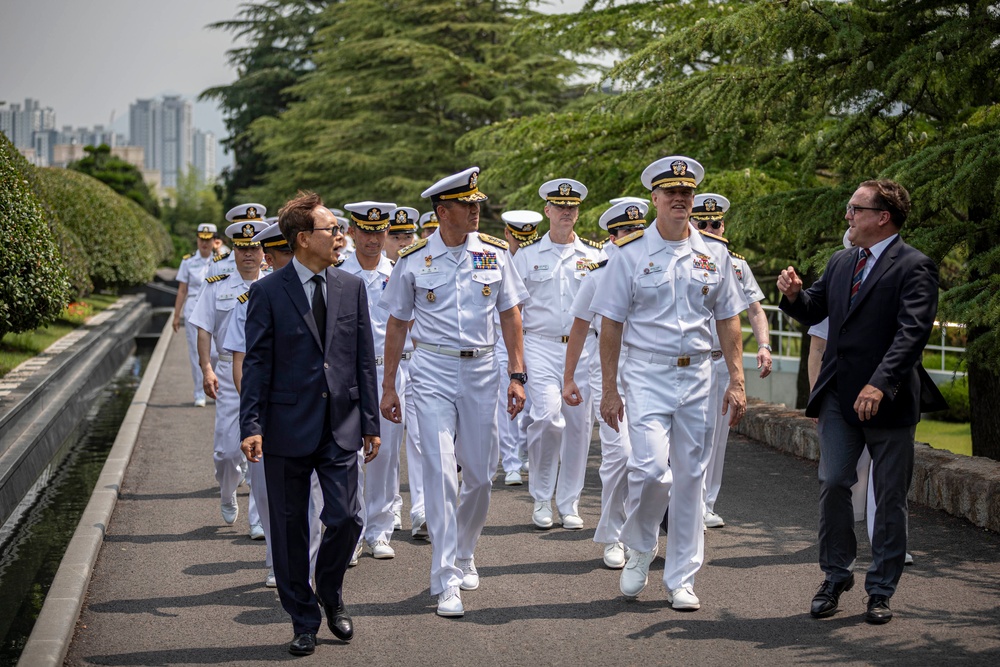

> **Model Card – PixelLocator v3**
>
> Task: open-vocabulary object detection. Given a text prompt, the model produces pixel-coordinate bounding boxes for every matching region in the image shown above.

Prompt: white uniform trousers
[409,348,499,596]
[359,366,405,544]
[495,338,523,475]
[524,334,595,517]
[212,359,245,505]
[182,300,217,402]
[591,348,632,545]
[702,357,730,514]
[620,353,712,592]
[401,359,426,524]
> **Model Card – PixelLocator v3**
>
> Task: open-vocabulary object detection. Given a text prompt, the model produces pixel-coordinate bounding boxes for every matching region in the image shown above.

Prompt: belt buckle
[460,350,475,358]
[560,336,569,343]
[677,355,691,367]
[711,350,723,361]
[375,355,384,365]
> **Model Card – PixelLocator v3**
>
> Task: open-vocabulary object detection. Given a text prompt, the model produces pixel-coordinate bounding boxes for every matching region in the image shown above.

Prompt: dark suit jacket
[240,261,380,457]
[781,235,946,428]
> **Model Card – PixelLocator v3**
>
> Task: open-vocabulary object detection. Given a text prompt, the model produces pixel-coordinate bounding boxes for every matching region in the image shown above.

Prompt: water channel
[0,347,152,666]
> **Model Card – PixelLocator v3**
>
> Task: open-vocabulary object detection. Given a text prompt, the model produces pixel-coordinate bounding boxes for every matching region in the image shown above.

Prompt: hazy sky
[0,0,586,167]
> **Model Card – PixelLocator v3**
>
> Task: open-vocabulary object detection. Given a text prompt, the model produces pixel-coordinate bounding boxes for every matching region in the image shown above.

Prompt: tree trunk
[968,358,1000,460]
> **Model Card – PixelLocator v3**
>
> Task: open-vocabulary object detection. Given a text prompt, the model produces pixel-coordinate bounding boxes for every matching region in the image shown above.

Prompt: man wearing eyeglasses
[690,194,772,531]
[240,192,381,655]
[777,179,944,625]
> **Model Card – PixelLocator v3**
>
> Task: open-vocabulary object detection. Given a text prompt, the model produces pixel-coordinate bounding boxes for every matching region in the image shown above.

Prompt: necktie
[850,248,869,307]
[311,274,327,345]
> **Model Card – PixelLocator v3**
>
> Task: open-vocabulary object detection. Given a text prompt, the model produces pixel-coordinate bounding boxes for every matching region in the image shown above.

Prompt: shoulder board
[206,274,227,284]
[586,259,609,271]
[478,233,508,250]
[237,291,250,304]
[213,251,231,262]
[728,249,745,261]
[398,238,429,258]
[614,229,644,247]
[699,230,729,245]
[182,253,192,260]
[581,237,604,249]
[517,236,539,249]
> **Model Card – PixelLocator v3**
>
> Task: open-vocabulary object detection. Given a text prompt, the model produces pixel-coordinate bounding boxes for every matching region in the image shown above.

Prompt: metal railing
[747,305,966,375]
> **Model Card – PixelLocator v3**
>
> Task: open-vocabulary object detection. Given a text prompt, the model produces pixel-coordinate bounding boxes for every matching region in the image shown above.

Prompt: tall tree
[245,0,583,210]
[201,0,336,210]
[68,144,161,217]
[161,167,225,266]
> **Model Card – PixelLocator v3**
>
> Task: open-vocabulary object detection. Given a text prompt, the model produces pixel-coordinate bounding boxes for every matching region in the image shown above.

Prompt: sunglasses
[696,220,722,230]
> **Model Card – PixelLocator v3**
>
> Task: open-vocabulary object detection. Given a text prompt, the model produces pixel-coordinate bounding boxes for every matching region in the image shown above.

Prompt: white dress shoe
[348,541,363,567]
[504,470,523,486]
[703,511,725,528]
[393,509,402,531]
[532,500,553,529]
[904,552,914,566]
[667,585,701,610]
[371,540,395,559]
[520,459,530,474]
[412,513,429,540]
[249,523,265,540]
[437,586,464,617]
[603,542,626,569]
[561,514,584,530]
[221,494,238,525]
[194,396,207,407]
[265,568,277,588]
[620,544,658,598]
[457,557,479,591]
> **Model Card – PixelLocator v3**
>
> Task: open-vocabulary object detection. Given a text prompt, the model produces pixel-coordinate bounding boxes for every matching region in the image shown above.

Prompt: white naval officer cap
[389,207,419,234]
[609,196,650,206]
[421,167,488,204]
[344,201,396,232]
[641,156,704,191]
[253,221,290,252]
[196,223,217,239]
[599,200,649,232]
[226,203,267,222]
[225,219,270,246]
[691,193,730,221]
[501,210,542,241]
[538,178,588,206]
[418,210,439,230]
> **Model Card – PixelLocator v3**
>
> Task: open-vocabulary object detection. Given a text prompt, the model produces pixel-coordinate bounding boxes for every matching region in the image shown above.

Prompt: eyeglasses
[845,205,886,216]
[307,226,341,234]
[696,220,723,230]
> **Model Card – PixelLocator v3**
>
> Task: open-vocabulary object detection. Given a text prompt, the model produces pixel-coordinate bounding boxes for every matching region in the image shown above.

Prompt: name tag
[419,266,440,275]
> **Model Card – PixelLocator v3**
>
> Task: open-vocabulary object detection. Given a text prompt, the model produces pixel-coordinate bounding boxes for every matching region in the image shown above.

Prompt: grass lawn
[916,419,972,457]
[0,294,120,378]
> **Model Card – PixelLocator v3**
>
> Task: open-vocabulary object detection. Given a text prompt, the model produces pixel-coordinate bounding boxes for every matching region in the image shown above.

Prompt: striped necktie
[850,248,869,306]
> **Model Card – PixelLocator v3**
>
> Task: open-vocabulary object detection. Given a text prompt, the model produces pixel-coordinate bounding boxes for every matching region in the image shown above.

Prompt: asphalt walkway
[66,329,1000,666]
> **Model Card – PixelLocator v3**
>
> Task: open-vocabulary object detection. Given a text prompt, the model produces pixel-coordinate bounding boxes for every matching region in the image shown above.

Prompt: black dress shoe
[288,633,316,656]
[865,594,893,624]
[325,602,354,642]
[810,573,854,618]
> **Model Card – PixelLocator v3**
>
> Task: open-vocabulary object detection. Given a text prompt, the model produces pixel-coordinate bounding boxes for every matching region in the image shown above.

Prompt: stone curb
[17,318,175,667]
[734,399,1000,534]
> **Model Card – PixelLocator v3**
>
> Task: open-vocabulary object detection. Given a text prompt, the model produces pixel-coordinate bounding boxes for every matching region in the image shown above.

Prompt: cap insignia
[558,183,572,196]
[670,160,687,176]
[469,171,478,189]
[626,205,640,221]
[242,223,254,237]
[705,198,717,212]
[395,210,408,223]
[247,206,258,219]
[368,208,380,221]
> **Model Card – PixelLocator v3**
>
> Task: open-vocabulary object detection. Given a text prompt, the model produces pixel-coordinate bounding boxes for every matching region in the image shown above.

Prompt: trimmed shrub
[930,376,971,423]
[124,198,173,264]
[0,135,71,337]
[33,168,162,290]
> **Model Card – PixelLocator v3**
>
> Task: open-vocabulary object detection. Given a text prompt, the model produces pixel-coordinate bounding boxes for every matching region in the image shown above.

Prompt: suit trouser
[525,334,595,517]
[360,366,405,545]
[816,390,914,596]
[620,353,711,591]
[265,435,361,635]
[409,348,498,595]
[702,357,730,514]
[212,359,244,505]
[590,347,632,545]
[401,359,426,524]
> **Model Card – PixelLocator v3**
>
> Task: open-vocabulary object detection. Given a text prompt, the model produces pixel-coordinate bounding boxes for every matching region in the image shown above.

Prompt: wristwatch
[758,343,773,352]
[509,372,528,385]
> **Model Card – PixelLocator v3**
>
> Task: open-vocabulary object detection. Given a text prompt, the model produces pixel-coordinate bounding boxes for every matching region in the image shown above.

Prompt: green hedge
[930,377,971,424]
[33,168,163,290]
[124,198,173,264]
[0,135,71,337]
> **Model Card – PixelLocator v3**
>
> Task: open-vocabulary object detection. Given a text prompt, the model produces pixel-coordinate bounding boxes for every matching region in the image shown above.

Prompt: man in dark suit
[778,179,944,625]
[240,191,381,655]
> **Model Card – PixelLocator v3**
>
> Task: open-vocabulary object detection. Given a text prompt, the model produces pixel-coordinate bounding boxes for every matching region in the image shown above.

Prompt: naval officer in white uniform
[173,223,219,407]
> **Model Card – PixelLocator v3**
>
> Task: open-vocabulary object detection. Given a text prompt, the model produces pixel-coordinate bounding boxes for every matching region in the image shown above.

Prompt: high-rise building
[129,96,192,189]
[0,98,56,152]
[192,129,217,184]
[129,98,161,172]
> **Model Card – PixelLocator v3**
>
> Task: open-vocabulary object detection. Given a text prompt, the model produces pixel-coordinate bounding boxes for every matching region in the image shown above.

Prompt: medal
[427,290,436,302]
[482,284,492,297]
[425,255,433,267]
